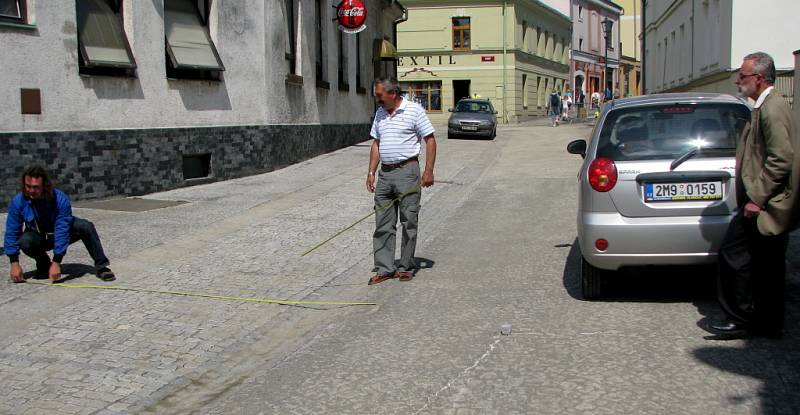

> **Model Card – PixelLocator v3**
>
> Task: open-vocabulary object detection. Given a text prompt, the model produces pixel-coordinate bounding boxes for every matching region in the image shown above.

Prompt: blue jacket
[4,189,74,262]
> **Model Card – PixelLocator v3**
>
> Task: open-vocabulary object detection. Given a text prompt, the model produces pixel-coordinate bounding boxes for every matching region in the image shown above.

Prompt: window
[0,0,24,23]
[402,81,442,111]
[356,33,365,93]
[579,37,583,51]
[285,0,297,76]
[164,0,224,80]
[338,30,348,90]
[595,103,750,162]
[537,76,544,107]
[578,6,582,21]
[315,0,327,88]
[76,0,136,77]
[452,17,470,51]
[522,74,528,109]
[521,20,527,49]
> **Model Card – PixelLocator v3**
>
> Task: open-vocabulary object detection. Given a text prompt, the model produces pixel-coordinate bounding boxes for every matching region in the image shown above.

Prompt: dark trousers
[19,217,110,276]
[717,212,788,335]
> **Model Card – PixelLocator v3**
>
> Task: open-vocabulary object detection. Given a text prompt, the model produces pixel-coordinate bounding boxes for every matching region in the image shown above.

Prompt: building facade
[616,0,640,97]
[0,0,405,203]
[569,0,623,105]
[397,0,571,124]
[642,0,797,106]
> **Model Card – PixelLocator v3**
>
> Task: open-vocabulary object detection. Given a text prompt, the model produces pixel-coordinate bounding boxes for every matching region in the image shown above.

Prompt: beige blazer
[735,91,798,235]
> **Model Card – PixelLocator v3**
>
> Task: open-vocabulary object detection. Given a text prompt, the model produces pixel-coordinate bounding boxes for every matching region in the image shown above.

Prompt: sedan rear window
[455,101,494,113]
[596,103,750,161]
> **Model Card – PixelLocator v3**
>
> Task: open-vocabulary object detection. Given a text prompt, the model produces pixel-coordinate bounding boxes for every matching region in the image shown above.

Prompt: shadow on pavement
[561,239,716,303]
[561,236,800,414]
[23,263,96,283]
[690,232,800,415]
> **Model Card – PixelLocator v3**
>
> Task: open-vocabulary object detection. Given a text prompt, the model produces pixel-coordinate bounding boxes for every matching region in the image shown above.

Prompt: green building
[397,0,572,124]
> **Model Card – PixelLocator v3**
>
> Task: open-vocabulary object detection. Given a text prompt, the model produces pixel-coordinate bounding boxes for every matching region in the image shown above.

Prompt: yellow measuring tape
[302,183,422,257]
[26,280,376,306]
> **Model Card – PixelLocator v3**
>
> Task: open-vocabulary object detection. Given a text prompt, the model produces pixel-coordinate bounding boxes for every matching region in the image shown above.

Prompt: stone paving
[1,120,799,414]
[0,124,488,414]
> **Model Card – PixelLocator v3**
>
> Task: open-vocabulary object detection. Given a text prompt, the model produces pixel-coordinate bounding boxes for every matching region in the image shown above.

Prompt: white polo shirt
[370,98,435,164]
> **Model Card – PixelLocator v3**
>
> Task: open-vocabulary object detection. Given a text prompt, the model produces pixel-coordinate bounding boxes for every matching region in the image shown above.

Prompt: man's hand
[421,170,434,187]
[49,262,61,282]
[10,262,24,283]
[366,174,376,193]
[743,201,762,218]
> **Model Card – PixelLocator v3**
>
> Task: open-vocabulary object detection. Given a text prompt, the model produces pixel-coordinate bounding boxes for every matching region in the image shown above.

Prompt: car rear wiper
[670,147,733,171]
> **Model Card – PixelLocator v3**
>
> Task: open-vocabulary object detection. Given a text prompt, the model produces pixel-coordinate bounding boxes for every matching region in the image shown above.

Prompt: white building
[642,0,798,103]
[0,0,405,201]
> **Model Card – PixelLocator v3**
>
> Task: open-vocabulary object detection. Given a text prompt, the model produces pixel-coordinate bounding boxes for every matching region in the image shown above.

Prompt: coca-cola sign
[336,0,367,34]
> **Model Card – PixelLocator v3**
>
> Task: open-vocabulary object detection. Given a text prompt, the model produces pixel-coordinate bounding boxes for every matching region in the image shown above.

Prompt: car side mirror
[448,108,453,112]
[567,139,587,159]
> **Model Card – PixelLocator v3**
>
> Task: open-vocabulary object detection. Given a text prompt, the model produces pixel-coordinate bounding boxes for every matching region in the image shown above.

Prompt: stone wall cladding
[0,123,369,208]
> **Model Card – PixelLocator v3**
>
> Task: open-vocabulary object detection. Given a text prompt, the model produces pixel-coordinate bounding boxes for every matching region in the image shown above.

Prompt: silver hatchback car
[567,93,751,299]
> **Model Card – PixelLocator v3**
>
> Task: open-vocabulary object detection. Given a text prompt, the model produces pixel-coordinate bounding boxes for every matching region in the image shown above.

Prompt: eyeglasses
[737,72,759,80]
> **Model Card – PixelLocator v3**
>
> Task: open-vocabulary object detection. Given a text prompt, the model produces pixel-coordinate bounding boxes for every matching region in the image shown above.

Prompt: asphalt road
[1,120,799,414]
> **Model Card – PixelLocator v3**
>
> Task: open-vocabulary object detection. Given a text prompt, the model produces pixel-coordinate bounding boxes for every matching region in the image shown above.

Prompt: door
[453,80,470,107]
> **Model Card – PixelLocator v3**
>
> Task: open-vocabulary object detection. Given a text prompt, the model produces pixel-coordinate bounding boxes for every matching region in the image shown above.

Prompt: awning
[374,38,398,61]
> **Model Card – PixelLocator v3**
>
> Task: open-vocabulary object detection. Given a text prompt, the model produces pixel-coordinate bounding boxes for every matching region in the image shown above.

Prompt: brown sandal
[368,274,394,285]
[396,271,414,282]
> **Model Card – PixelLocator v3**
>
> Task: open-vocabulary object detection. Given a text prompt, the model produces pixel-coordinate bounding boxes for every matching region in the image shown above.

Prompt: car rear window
[456,101,494,113]
[596,103,751,161]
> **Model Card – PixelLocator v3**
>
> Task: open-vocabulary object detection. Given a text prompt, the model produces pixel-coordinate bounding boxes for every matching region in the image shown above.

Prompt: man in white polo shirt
[366,77,437,285]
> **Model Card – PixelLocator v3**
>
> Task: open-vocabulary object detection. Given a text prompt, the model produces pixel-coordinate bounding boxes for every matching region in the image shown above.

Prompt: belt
[381,157,418,171]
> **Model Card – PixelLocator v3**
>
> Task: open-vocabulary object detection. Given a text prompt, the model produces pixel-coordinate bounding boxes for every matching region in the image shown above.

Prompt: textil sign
[337,0,367,33]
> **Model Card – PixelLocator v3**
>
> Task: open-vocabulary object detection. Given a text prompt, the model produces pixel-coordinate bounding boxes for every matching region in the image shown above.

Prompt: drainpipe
[641,0,646,94]
[502,0,507,123]
[392,0,408,79]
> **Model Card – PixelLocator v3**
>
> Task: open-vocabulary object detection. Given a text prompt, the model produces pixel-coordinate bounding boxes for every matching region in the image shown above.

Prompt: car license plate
[644,182,723,202]
[461,126,478,131]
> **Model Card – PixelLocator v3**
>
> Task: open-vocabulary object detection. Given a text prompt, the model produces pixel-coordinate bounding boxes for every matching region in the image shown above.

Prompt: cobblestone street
[2,121,799,414]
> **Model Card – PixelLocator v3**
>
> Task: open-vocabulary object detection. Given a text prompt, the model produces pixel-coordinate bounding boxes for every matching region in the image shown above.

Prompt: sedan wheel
[581,257,603,300]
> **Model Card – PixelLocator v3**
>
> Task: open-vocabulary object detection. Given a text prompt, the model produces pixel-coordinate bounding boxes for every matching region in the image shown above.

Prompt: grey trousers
[373,162,421,276]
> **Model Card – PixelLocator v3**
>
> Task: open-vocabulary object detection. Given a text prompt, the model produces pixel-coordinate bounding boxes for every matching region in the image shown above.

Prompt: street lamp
[601,17,614,101]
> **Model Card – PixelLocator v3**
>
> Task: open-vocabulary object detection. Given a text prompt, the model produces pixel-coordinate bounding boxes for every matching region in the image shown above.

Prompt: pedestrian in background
[366,77,437,285]
[707,52,798,339]
[548,90,561,127]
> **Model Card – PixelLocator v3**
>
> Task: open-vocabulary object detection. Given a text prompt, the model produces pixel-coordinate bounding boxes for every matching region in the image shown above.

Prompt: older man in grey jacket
[707,52,798,339]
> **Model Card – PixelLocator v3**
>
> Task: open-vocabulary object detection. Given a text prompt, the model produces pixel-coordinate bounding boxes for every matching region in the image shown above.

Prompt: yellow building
[397,0,572,123]
[616,0,641,96]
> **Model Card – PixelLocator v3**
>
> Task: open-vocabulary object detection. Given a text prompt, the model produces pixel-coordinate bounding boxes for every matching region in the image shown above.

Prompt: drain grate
[73,198,188,212]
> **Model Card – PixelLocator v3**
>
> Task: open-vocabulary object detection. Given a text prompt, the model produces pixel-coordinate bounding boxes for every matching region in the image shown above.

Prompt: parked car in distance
[447,99,497,140]
[567,93,751,299]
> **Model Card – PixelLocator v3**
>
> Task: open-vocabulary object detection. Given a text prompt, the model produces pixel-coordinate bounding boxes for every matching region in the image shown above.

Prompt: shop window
[452,17,470,51]
[164,0,225,80]
[402,81,442,112]
[0,0,25,23]
[76,0,136,77]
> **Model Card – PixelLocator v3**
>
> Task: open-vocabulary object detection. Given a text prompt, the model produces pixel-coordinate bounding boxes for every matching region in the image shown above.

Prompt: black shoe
[96,267,116,282]
[706,320,749,338]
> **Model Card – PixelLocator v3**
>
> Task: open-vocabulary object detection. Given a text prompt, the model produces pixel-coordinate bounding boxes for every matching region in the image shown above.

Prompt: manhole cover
[73,197,188,212]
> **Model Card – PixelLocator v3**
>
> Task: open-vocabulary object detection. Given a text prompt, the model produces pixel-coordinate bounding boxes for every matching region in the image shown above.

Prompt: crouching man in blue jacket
[5,166,115,283]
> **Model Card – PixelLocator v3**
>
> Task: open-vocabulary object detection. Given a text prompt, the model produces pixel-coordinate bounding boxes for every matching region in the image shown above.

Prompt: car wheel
[490,128,497,140]
[581,257,603,300]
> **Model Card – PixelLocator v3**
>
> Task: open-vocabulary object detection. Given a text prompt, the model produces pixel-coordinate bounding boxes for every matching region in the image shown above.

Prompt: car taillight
[595,238,609,251]
[588,157,618,192]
